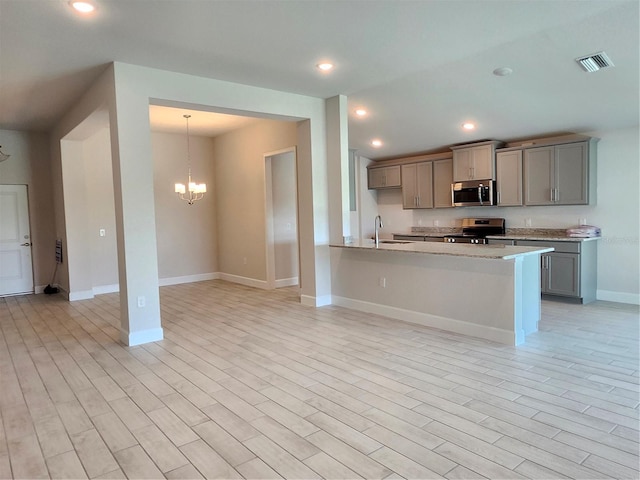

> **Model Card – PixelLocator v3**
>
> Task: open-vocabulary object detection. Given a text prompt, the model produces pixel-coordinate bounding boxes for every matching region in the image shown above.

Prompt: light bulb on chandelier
[175,114,206,205]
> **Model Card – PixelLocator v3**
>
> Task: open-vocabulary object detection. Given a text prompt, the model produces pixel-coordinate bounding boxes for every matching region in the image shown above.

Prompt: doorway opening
[264,147,299,289]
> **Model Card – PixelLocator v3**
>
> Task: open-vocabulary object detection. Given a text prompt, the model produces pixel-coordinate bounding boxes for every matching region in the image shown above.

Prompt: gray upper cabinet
[368,165,401,189]
[433,158,453,208]
[496,150,523,206]
[402,162,433,209]
[524,141,590,205]
[451,141,503,181]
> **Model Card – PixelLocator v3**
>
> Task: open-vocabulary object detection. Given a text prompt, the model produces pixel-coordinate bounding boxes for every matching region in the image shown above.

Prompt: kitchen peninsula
[330,241,553,346]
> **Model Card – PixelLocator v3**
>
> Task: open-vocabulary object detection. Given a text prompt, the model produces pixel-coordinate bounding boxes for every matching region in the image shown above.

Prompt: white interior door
[0,185,34,295]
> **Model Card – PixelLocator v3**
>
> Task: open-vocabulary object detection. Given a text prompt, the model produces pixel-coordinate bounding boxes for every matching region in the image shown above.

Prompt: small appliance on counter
[566,225,601,238]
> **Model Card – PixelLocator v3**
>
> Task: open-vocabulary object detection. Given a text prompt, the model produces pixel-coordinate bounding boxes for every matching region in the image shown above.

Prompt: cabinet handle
[541,255,550,269]
[497,191,501,204]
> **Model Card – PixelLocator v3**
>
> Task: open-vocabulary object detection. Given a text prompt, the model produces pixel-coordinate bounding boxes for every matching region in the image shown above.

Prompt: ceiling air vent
[575,51,614,73]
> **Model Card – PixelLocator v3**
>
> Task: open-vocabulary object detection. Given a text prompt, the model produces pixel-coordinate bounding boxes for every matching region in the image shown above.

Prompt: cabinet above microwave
[450,140,504,181]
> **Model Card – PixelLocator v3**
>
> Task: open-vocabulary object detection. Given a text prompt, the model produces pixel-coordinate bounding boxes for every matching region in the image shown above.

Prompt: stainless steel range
[443,218,505,244]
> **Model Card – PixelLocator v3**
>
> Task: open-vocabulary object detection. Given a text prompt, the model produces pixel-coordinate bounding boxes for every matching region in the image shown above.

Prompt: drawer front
[516,240,581,254]
[394,234,425,241]
[488,239,514,246]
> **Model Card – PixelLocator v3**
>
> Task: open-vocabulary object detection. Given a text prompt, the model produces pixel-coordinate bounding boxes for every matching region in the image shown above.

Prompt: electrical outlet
[433,220,439,227]
[525,218,532,227]
[579,218,587,225]
[379,277,386,288]
[137,296,145,308]
[243,257,247,265]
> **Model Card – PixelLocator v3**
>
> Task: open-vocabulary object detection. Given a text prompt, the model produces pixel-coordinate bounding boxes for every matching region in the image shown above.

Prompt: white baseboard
[93,284,119,295]
[159,272,220,287]
[69,289,95,301]
[332,295,517,346]
[300,294,333,307]
[597,290,640,305]
[275,277,299,288]
[120,327,163,346]
[218,273,268,290]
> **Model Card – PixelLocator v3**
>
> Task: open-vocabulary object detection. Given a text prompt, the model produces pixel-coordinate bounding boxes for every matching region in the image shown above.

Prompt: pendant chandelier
[174,114,206,205]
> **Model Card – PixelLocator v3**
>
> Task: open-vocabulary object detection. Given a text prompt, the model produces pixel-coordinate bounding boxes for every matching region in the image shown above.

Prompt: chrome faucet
[374,215,383,246]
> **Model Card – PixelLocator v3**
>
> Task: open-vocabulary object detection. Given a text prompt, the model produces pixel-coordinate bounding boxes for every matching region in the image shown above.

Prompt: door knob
[20,242,31,246]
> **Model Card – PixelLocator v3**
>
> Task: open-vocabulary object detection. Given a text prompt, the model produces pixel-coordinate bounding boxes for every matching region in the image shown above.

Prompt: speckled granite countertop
[488,228,601,242]
[397,227,601,242]
[331,239,553,260]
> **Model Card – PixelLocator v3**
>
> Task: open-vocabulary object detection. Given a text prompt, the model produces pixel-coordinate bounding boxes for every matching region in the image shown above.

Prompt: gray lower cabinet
[487,238,514,246]
[393,234,443,243]
[515,240,597,303]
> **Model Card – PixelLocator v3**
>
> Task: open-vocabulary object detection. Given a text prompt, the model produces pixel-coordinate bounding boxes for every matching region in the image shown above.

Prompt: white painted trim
[93,284,119,295]
[264,146,299,291]
[275,277,299,288]
[218,273,268,289]
[159,272,220,287]
[120,327,163,346]
[264,146,298,158]
[69,289,94,301]
[332,295,518,346]
[597,290,640,305]
[301,294,332,307]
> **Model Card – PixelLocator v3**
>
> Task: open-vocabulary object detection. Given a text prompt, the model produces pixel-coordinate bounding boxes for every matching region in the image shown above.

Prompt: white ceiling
[0,0,637,159]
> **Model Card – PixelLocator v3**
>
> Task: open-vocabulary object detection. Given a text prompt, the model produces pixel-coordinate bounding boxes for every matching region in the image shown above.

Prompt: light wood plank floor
[1,280,638,479]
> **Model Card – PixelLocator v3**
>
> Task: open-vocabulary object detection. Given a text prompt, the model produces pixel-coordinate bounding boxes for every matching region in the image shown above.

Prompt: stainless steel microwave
[451,180,496,207]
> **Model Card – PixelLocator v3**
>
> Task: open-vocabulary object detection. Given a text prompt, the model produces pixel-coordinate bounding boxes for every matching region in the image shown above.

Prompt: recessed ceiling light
[355,108,368,117]
[317,63,334,72]
[493,67,513,77]
[371,139,383,147]
[462,123,475,130]
[70,1,96,13]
